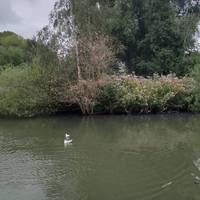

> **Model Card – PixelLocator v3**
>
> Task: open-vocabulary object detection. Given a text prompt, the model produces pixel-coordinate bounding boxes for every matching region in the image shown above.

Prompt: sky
[0,0,199,47]
[0,0,56,38]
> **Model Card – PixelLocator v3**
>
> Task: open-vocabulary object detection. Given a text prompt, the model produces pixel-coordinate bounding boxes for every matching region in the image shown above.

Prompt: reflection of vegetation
[57,115,200,153]
[118,117,191,151]
[1,115,200,199]
[80,115,200,154]
[1,114,200,153]
[194,158,200,171]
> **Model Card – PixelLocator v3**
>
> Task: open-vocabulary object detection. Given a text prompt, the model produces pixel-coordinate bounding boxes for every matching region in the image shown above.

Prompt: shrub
[0,66,196,116]
[97,75,195,114]
[190,64,200,112]
[98,79,124,113]
[72,35,117,80]
[0,63,56,117]
[63,80,102,114]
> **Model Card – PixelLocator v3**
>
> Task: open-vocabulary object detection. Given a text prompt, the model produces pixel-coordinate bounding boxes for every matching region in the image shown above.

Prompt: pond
[0,114,200,200]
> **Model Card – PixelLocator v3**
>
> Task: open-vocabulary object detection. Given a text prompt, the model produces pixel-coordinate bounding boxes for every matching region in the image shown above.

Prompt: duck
[64,138,72,145]
[64,133,72,145]
[65,133,70,139]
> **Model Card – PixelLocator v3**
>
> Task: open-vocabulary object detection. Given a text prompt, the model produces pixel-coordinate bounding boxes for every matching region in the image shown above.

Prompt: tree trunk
[75,38,81,81]
[71,0,81,81]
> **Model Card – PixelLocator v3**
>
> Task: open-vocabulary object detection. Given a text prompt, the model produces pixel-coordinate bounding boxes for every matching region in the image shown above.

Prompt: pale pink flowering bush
[61,74,195,114]
[97,74,195,114]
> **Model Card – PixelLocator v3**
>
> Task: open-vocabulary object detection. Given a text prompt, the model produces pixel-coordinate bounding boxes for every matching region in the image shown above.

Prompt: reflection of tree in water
[74,115,200,200]
[194,158,200,171]
[73,115,200,152]
[1,115,200,199]
[1,114,200,154]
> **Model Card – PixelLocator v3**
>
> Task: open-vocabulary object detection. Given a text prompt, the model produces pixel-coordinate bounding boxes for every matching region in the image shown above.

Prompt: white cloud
[0,0,56,38]
[0,0,21,24]
[0,0,199,46]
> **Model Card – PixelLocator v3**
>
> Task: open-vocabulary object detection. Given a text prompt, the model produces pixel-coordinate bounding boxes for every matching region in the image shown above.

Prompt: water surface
[0,114,200,200]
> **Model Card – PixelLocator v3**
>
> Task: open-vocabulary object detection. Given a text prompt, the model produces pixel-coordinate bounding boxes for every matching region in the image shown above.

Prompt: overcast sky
[0,0,56,38]
[0,0,199,46]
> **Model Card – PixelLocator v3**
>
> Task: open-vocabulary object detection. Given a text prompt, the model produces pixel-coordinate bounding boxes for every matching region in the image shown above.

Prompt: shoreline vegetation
[0,0,200,118]
[1,70,200,117]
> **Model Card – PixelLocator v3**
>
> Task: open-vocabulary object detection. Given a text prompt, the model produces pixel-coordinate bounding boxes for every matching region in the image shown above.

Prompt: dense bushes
[0,66,199,117]
[61,75,196,115]
[0,57,199,117]
[190,63,200,112]
[99,75,195,114]
[0,63,57,117]
[64,80,101,114]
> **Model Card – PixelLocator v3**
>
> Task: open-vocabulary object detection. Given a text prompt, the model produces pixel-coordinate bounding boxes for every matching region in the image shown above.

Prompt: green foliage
[72,0,113,37]
[65,80,101,114]
[192,63,200,82]
[0,0,200,117]
[110,0,200,75]
[0,63,56,117]
[97,75,195,114]
[62,75,195,114]
[185,52,200,73]
[190,61,200,112]
[0,31,27,67]
[38,0,200,77]
[98,80,124,113]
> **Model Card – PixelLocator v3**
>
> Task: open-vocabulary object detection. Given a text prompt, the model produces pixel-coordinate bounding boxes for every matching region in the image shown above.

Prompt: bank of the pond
[1,73,200,118]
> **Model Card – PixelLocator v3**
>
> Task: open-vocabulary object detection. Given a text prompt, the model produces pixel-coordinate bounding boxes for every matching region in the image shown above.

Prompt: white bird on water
[64,139,72,145]
[96,2,100,10]
[65,133,70,139]
[64,133,72,145]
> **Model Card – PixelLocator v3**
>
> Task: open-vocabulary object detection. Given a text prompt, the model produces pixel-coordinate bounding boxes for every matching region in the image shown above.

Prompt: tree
[135,0,185,75]
[0,31,27,66]
[38,0,200,76]
[110,0,200,75]
[75,35,116,80]
[173,0,200,51]
[37,0,115,80]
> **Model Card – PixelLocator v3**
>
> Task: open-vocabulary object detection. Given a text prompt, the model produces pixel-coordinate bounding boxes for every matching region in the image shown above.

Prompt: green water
[0,114,200,200]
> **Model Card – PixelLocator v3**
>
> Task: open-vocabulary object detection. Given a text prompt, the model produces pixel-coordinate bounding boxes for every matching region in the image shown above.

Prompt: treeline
[0,0,200,117]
